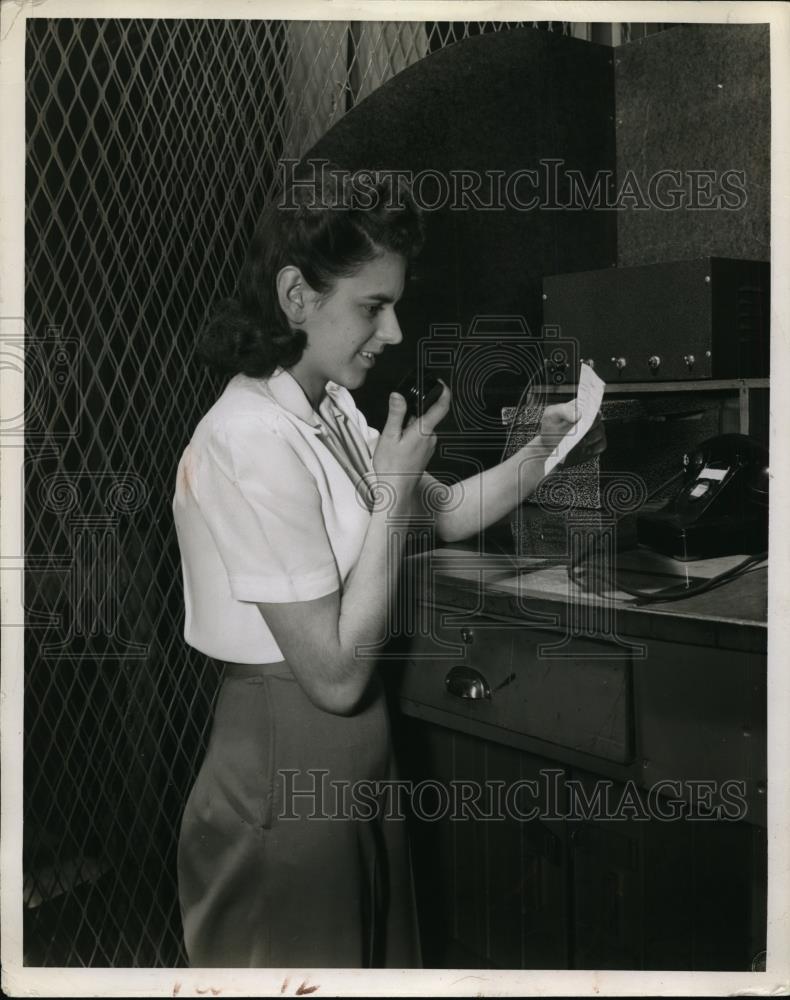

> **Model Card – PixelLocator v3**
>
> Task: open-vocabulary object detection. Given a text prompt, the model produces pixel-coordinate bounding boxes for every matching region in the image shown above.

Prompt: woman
[172,168,605,969]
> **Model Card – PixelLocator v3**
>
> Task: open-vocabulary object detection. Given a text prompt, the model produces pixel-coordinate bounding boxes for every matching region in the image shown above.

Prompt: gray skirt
[177,661,421,968]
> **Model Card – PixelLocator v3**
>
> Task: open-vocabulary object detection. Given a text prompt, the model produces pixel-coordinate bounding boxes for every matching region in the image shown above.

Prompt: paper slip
[544,362,606,475]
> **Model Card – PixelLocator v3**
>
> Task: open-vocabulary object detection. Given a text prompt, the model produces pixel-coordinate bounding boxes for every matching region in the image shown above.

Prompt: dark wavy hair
[197,165,425,377]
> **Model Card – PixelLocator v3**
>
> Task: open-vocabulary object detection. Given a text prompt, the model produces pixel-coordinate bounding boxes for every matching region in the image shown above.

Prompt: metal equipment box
[542,258,770,383]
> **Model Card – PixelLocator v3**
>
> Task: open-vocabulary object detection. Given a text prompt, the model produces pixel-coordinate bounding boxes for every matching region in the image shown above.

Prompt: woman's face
[291,251,407,402]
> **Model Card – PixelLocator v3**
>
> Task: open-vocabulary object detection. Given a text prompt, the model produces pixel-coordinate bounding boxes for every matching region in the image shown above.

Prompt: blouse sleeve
[197,416,340,604]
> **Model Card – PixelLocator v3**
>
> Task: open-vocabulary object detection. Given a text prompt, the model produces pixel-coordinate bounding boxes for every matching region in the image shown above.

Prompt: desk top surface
[409,544,768,653]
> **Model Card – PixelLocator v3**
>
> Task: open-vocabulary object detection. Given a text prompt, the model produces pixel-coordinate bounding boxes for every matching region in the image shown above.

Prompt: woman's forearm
[257,490,417,717]
[436,434,554,542]
[333,489,414,698]
[268,386,453,716]
[277,433,554,713]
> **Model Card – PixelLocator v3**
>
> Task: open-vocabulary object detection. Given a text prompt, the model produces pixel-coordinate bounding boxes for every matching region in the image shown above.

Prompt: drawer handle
[445,665,491,701]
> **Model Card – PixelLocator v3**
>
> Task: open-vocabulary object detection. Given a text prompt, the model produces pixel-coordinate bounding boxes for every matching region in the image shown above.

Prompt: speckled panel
[304,28,617,444]
[502,391,725,557]
[614,23,770,266]
[504,393,725,480]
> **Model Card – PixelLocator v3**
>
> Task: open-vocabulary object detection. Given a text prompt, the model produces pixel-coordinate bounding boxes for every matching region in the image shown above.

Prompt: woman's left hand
[561,410,607,468]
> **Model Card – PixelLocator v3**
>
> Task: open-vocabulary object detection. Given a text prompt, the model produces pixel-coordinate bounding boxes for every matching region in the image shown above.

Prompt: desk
[389,545,767,970]
[417,545,767,651]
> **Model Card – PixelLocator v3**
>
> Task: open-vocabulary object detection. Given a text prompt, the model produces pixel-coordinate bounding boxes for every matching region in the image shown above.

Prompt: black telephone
[636,433,769,560]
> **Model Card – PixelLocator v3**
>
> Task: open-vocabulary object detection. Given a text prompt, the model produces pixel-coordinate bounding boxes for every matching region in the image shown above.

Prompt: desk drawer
[400,612,633,763]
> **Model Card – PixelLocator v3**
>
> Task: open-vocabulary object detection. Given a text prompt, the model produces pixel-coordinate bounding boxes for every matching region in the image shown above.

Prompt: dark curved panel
[305,28,617,444]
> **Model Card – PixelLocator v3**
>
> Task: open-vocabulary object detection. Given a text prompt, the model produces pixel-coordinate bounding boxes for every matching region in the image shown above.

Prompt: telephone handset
[636,433,769,560]
[681,433,769,507]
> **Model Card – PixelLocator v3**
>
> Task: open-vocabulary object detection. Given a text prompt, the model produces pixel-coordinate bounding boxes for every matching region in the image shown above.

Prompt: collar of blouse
[264,366,346,434]
[263,367,375,503]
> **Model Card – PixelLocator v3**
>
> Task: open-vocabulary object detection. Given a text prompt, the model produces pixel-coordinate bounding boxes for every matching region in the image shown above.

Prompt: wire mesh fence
[22,16,668,967]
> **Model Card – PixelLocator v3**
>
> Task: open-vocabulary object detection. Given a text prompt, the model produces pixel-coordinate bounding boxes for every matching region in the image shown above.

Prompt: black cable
[568,531,767,604]
[626,551,767,605]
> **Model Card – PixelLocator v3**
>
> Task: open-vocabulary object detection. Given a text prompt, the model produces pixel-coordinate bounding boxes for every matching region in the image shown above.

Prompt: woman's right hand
[372,380,452,501]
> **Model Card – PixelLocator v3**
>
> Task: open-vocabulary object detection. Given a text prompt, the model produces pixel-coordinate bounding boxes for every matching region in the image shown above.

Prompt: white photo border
[2,1,788,996]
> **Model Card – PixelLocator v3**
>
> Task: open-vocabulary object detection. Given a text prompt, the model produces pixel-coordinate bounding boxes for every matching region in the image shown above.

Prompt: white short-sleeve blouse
[172,367,381,664]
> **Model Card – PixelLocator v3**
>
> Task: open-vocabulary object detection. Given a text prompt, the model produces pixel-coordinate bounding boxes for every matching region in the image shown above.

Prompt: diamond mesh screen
[23,17,665,967]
